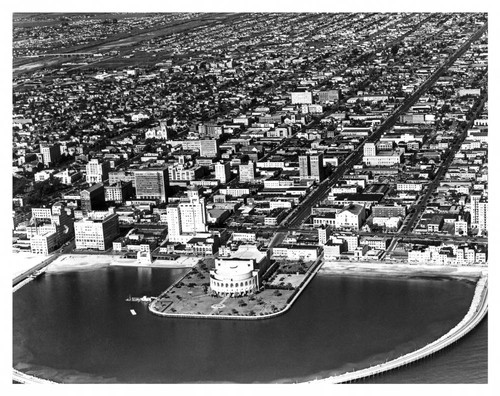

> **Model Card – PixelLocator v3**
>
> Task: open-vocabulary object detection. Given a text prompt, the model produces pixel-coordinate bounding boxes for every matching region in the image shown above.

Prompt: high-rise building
[470,191,482,226]
[239,161,256,183]
[40,143,61,167]
[318,225,332,245]
[81,183,106,214]
[167,189,208,242]
[86,159,110,184]
[310,153,325,182]
[478,197,488,234]
[215,161,231,184]
[299,154,325,182]
[298,155,310,179]
[134,166,169,203]
[74,211,119,251]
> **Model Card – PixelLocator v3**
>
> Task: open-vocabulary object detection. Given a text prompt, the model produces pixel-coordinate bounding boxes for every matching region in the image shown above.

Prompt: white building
[74,211,119,251]
[362,149,404,167]
[166,189,208,243]
[210,245,268,297]
[335,204,365,231]
[215,161,231,184]
[86,159,110,184]
[30,231,58,255]
[239,161,256,182]
[291,91,313,104]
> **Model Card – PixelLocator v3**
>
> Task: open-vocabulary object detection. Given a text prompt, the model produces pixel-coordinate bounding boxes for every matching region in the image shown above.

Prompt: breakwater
[307,274,488,384]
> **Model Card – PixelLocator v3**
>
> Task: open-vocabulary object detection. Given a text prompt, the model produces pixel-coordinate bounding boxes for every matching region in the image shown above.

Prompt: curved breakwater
[307,274,488,384]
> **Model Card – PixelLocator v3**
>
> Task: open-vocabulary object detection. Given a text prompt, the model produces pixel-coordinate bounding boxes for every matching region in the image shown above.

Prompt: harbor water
[12,266,486,383]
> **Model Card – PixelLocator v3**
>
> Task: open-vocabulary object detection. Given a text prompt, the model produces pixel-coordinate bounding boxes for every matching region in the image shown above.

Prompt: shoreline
[318,262,486,280]
[44,254,197,274]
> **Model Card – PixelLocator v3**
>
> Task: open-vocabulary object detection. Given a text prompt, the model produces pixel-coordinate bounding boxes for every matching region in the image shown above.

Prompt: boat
[126,295,153,303]
[130,309,137,316]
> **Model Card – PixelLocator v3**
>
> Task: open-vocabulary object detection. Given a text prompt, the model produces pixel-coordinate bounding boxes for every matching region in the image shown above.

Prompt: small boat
[130,309,137,316]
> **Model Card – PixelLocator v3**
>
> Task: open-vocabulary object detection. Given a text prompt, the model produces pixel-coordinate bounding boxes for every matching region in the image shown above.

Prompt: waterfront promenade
[148,253,325,320]
[306,274,488,384]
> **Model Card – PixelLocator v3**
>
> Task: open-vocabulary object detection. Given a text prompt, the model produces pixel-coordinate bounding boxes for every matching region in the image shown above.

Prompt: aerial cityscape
[12,12,488,384]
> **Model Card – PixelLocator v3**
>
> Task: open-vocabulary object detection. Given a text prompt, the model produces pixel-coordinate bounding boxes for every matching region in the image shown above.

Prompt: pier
[307,274,488,384]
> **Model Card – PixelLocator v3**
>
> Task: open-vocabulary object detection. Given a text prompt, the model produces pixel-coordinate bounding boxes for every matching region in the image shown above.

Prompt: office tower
[74,211,119,251]
[80,183,106,214]
[134,166,169,203]
[298,155,310,179]
[86,159,110,184]
[40,143,61,166]
[239,161,256,182]
[299,154,325,182]
[470,191,482,226]
[310,153,325,182]
[478,198,488,234]
[167,189,208,242]
[215,161,231,184]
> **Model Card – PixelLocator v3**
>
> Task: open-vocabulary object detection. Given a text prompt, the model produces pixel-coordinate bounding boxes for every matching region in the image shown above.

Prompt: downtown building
[166,188,208,243]
[27,206,75,255]
[239,161,256,182]
[74,210,119,251]
[134,165,169,203]
[299,153,325,182]
[214,161,231,184]
[39,143,61,167]
[85,159,110,184]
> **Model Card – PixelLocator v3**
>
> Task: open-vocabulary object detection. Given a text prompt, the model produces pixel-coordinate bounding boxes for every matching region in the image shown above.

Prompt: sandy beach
[319,261,486,280]
[45,254,199,273]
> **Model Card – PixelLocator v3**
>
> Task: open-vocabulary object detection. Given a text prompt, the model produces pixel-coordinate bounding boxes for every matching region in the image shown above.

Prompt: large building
[74,211,119,251]
[199,139,219,158]
[105,181,133,203]
[166,189,208,243]
[210,245,270,297]
[81,183,106,214]
[40,143,61,166]
[30,231,58,255]
[86,159,110,184]
[291,91,313,104]
[239,161,256,182]
[134,166,169,203]
[27,206,75,254]
[335,204,365,230]
[318,90,340,103]
[299,154,325,182]
[362,148,404,167]
[215,161,231,184]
